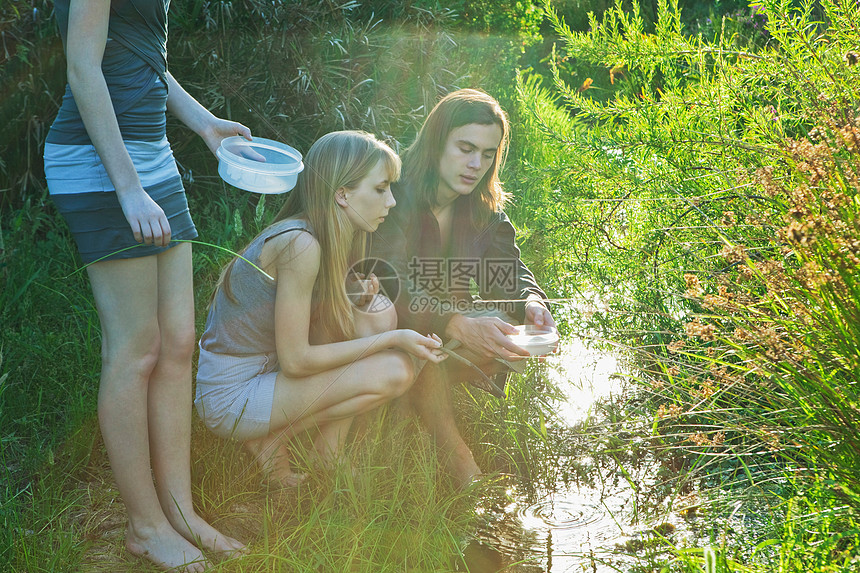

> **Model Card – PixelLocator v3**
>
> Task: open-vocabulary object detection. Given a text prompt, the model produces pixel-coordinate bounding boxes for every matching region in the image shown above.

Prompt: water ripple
[518,498,603,530]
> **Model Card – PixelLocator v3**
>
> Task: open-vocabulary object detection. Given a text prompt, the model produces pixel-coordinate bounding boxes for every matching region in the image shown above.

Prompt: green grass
[0,188,563,571]
[4,0,860,570]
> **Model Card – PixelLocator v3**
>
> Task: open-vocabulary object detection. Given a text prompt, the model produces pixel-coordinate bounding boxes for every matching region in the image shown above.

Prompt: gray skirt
[49,178,197,264]
[45,138,198,264]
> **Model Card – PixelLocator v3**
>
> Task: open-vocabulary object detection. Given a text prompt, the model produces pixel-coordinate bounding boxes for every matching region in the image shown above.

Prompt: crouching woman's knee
[353,295,397,338]
[375,350,416,399]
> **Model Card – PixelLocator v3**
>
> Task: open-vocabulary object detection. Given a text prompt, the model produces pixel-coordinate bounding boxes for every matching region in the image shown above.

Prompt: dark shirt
[47,0,169,145]
[370,191,548,339]
[52,0,169,79]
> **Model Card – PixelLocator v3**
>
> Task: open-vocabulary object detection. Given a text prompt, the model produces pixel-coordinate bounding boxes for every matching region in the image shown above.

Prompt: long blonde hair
[219,130,401,342]
[400,89,510,228]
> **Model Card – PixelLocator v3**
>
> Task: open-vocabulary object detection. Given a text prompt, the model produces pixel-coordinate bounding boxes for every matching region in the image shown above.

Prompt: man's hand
[525,300,555,329]
[525,301,558,358]
[444,314,530,361]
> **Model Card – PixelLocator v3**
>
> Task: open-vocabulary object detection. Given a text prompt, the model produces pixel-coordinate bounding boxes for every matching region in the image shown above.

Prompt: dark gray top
[47,0,170,145]
[371,189,549,339]
[200,219,314,357]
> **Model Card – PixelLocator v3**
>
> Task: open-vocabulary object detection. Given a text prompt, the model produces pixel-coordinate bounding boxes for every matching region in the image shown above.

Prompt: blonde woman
[195,131,445,485]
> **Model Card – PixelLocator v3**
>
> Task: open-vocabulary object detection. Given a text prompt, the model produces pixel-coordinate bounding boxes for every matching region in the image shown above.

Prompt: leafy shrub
[516,0,860,567]
[0,0,64,210]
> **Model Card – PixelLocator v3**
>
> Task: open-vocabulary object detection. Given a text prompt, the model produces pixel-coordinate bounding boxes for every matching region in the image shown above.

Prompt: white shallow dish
[507,325,559,357]
[216,136,304,194]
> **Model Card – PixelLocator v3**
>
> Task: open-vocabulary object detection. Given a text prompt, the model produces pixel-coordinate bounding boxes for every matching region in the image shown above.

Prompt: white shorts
[194,347,279,440]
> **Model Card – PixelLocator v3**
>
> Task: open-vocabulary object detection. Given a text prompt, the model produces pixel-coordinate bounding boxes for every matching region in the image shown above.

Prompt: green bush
[0,0,65,211]
[516,0,860,568]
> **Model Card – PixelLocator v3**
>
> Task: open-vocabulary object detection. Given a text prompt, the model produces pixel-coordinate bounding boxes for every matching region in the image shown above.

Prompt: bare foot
[263,470,309,489]
[165,507,247,557]
[305,447,356,479]
[245,435,307,488]
[445,444,482,490]
[126,522,209,572]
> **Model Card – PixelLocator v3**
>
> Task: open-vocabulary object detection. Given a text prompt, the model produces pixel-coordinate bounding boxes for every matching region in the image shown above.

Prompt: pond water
[461,334,703,572]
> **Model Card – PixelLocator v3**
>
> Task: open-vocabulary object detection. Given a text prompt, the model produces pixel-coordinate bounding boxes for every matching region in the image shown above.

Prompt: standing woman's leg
[87,256,207,573]
[147,242,245,555]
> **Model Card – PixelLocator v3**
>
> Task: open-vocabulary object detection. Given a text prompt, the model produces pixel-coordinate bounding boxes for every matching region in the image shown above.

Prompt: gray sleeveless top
[47,0,170,145]
[199,219,314,356]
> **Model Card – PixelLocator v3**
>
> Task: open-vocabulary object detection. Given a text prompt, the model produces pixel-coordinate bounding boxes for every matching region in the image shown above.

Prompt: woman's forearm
[165,71,252,155]
[278,330,398,378]
[165,72,215,137]
[69,68,143,196]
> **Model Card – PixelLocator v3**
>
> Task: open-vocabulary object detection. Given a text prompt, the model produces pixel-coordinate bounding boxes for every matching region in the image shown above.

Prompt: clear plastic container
[507,325,559,356]
[216,136,304,194]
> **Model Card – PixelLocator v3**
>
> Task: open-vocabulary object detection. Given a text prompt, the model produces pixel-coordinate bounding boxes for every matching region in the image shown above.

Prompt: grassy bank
[514,0,860,569]
[1,190,564,571]
[4,0,859,570]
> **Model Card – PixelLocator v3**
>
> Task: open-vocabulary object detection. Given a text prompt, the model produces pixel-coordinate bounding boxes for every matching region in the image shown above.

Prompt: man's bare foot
[164,507,247,557]
[126,522,209,572]
[263,470,309,489]
[444,444,482,489]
